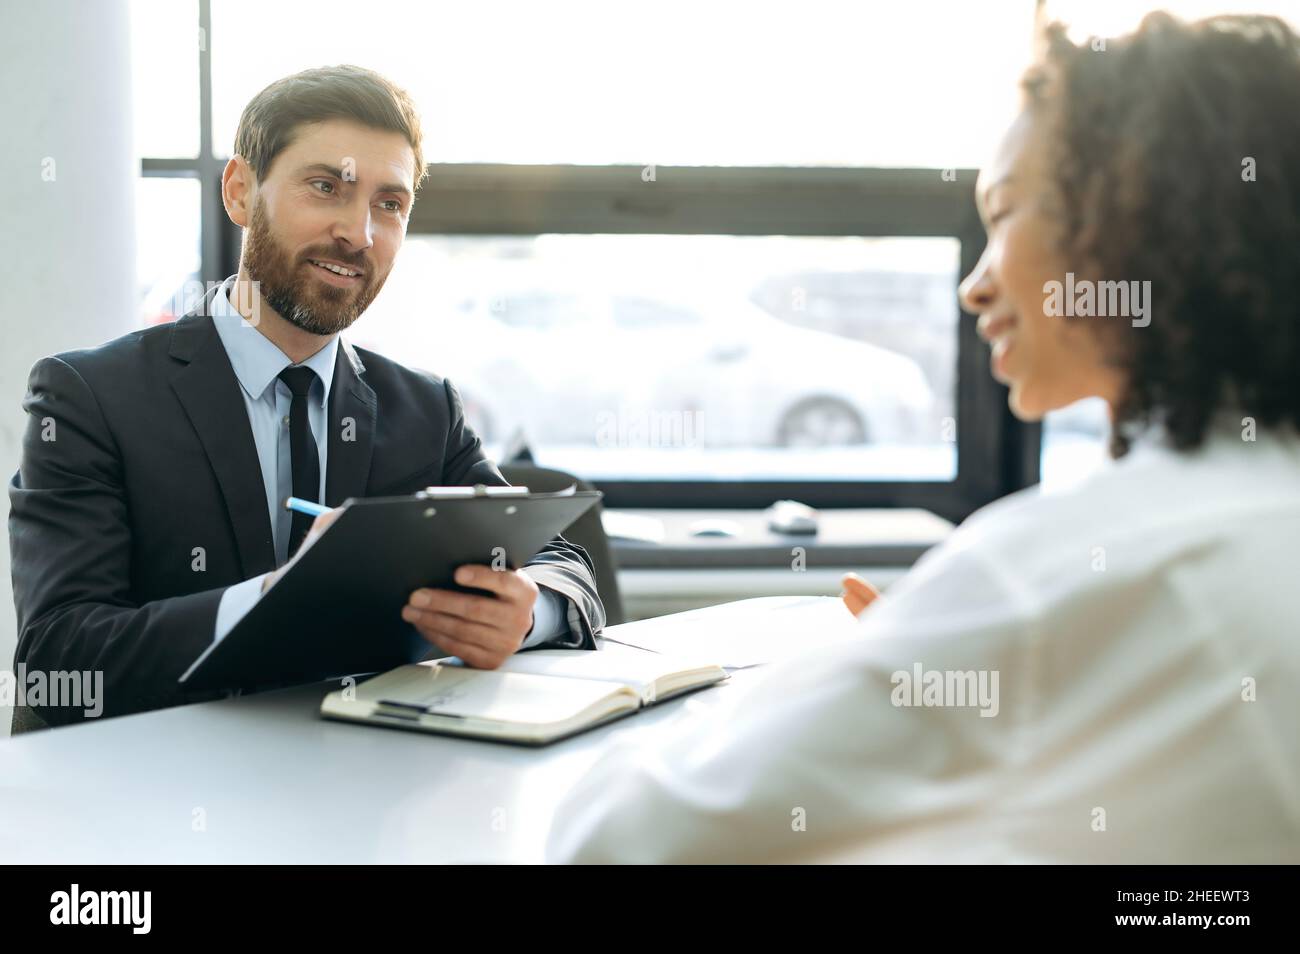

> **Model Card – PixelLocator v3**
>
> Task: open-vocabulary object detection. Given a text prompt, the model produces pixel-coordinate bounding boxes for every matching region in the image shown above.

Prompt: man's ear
[222,155,254,228]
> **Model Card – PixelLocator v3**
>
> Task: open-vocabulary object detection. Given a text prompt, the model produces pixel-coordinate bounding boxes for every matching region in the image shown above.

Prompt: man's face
[239,118,416,335]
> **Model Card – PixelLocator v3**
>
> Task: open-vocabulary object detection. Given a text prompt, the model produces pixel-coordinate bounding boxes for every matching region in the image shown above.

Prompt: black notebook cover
[179,489,602,693]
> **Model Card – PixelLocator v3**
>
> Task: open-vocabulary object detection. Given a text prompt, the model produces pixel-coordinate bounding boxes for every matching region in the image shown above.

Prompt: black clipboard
[179,486,602,693]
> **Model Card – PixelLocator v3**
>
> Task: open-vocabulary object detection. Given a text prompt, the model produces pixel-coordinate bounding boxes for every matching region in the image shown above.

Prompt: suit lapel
[167,287,277,578]
[325,338,377,506]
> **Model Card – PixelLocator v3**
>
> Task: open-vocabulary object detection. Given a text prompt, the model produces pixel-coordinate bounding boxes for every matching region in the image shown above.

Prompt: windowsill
[605,507,953,569]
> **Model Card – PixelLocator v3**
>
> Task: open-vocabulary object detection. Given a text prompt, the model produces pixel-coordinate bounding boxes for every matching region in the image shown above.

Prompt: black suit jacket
[9,289,604,731]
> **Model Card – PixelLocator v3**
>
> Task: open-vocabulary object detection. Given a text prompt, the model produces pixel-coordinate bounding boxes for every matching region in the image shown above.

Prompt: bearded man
[9,65,605,732]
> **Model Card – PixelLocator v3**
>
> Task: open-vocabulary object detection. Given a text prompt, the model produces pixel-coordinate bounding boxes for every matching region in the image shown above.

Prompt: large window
[333,160,1008,515]
[206,0,1033,168]
[135,177,202,324]
[143,0,1252,518]
[356,234,960,482]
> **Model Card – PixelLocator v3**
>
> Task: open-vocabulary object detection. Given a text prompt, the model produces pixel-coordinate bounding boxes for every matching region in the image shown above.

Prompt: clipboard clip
[415,484,532,500]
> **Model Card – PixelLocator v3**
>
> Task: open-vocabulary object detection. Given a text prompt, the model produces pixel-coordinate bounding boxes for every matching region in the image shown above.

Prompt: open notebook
[320,649,728,745]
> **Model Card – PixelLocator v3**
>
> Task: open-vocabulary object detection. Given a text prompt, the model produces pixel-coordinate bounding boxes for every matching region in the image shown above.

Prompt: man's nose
[331,197,374,254]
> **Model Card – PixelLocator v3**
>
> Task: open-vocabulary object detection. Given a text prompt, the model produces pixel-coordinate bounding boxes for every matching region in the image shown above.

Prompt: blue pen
[284,496,330,518]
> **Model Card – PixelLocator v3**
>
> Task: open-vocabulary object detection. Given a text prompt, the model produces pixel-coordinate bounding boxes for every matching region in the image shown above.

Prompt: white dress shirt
[547,416,1300,863]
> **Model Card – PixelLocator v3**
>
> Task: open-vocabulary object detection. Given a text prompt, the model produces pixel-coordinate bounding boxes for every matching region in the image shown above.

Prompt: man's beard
[241,199,386,336]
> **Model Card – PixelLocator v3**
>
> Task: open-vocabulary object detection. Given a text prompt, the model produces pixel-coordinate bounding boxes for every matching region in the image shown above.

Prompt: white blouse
[547,419,1300,863]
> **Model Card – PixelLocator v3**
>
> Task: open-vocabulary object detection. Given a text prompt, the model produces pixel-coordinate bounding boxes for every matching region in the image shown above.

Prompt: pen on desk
[284,496,330,518]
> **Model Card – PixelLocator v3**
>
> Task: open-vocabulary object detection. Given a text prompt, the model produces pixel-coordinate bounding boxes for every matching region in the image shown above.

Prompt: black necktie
[278,366,321,559]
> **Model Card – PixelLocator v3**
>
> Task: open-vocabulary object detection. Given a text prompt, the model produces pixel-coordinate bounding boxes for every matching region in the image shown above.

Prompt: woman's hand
[840,572,880,618]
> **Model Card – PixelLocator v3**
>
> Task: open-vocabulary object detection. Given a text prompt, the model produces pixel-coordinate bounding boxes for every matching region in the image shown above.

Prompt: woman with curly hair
[548,12,1300,863]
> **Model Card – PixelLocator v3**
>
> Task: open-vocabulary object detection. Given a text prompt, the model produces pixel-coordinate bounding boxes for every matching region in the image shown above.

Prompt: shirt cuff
[214,574,270,643]
[519,585,569,650]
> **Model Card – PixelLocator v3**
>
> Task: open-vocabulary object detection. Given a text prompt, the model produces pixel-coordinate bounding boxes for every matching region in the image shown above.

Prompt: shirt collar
[210,277,339,409]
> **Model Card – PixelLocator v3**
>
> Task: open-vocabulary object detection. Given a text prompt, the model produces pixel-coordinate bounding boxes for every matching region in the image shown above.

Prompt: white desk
[0,599,844,864]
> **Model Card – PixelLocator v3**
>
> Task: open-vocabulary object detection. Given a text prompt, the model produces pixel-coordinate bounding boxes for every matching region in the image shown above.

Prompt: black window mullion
[196,0,226,285]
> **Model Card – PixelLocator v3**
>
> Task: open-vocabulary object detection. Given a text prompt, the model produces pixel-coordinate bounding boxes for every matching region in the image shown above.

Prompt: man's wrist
[518,586,568,650]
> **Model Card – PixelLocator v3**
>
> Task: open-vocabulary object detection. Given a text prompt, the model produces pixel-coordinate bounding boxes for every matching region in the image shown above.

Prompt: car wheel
[777,397,868,447]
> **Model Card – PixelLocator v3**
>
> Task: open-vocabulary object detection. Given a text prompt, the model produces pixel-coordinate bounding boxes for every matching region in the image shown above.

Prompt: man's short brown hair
[233,64,426,192]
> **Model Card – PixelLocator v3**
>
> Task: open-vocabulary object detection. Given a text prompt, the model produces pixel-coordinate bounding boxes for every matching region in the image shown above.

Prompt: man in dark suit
[8,65,604,732]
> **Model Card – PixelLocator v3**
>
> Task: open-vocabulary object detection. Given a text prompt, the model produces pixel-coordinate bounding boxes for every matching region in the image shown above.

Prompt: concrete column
[0,0,138,735]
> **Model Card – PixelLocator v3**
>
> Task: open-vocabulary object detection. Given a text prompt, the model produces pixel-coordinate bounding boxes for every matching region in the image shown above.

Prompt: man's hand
[403,565,540,669]
[840,572,880,618]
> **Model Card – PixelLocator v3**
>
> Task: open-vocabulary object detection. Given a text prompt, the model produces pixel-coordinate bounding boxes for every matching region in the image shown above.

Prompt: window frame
[145,0,1043,525]
[389,163,1039,522]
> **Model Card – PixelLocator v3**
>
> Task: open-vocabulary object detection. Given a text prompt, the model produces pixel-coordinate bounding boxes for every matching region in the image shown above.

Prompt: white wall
[0,0,138,735]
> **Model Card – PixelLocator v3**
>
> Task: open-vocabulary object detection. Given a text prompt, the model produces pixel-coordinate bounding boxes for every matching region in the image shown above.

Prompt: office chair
[499,463,626,627]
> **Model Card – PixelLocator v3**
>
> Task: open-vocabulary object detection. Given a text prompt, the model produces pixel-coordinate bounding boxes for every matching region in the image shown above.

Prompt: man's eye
[311,180,335,195]
[380,200,401,212]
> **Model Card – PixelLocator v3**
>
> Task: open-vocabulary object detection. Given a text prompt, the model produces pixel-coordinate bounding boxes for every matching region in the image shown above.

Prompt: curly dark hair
[1021,13,1300,457]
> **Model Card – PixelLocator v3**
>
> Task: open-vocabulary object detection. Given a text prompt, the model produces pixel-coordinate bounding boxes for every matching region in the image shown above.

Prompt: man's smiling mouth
[307,259,362,278]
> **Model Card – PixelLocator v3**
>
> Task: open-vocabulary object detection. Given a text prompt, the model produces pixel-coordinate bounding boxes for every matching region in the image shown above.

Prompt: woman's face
[959,110,1125,420]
